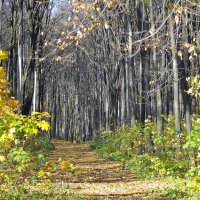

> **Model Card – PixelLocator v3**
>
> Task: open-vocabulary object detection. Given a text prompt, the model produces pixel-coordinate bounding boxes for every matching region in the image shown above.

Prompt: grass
[0,183,81,200]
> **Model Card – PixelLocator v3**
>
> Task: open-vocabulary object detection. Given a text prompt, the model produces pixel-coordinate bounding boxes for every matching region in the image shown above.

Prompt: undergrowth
[0,135,80,200]
[91,118,200,199]
[0,182,80,200]
[0,51,80,199]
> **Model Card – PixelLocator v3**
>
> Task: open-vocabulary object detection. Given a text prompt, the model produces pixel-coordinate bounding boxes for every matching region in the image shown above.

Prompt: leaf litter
[48,140,175,199]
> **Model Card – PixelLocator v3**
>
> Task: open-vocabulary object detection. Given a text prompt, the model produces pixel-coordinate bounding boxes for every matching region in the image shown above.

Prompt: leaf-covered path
[49,140,172,200]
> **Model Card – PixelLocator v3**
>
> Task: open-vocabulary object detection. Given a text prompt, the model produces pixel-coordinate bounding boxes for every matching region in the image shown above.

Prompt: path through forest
[49,140,173,200]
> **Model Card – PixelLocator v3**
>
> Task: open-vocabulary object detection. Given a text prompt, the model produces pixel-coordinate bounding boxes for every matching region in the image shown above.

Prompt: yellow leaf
[37,120,50,131]
[31,111,41,115]
[188,45,195,53]
[178,50,183,60]
[0,50,8,61]
[184,43,190,48]
[37,170,46,177]
[42,122,50,131]
[96,7,100,12]
[42,112,51,118]
[0,155,6,162]
[60,160,71,171]
[104,22,109,29]
[8,133,15,140]
[45,160,55,167]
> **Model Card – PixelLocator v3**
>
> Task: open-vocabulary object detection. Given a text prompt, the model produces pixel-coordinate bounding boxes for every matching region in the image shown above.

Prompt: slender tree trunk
[17,0,23,104]
[170,18,181,135]
[0,0,3,49]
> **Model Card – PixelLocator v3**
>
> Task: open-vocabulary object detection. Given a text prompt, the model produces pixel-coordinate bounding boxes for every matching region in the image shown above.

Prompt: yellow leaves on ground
[37,158,74,179]
[45,159,55,168]
[48,140,184,199]
[60,159,72,171]
[37,169,51,178]
[37,160,55,178]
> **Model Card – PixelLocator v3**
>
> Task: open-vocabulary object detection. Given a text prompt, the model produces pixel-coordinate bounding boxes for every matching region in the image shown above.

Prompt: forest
[0,0,200,199]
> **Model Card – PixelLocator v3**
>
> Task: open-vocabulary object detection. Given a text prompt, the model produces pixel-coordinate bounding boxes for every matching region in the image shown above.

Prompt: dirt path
[49,140,172,200]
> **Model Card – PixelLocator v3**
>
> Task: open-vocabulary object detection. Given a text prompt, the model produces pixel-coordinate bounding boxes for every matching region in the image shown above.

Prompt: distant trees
[43,0,199,142]
[0,0,52,114]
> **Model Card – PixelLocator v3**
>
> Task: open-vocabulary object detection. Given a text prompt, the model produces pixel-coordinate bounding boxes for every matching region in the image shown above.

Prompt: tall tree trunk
[17,0,23,104]
[170,18,181,135]
[0,0,3,49]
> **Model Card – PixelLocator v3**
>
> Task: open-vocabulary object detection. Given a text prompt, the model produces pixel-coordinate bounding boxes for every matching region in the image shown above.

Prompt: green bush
[91,115,200,193]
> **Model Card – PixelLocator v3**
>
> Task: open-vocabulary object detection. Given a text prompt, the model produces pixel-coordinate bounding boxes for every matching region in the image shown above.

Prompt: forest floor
[48,140,176,200]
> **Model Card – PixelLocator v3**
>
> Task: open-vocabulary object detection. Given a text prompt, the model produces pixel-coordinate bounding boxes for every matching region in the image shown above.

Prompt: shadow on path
[49,140,171,200]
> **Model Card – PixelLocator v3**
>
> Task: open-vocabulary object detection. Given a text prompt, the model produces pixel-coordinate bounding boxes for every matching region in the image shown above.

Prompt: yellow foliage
[0,49,50,163]
[60,160,72,171]
[0,154,6,162]
[37,120,50,131]
[0,64,20,117]
[45,160,55,168]
[37,169,51,178]
[0,50,8,61]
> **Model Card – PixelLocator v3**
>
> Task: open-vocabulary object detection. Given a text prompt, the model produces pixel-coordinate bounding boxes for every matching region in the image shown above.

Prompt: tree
[1,0,199,144]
